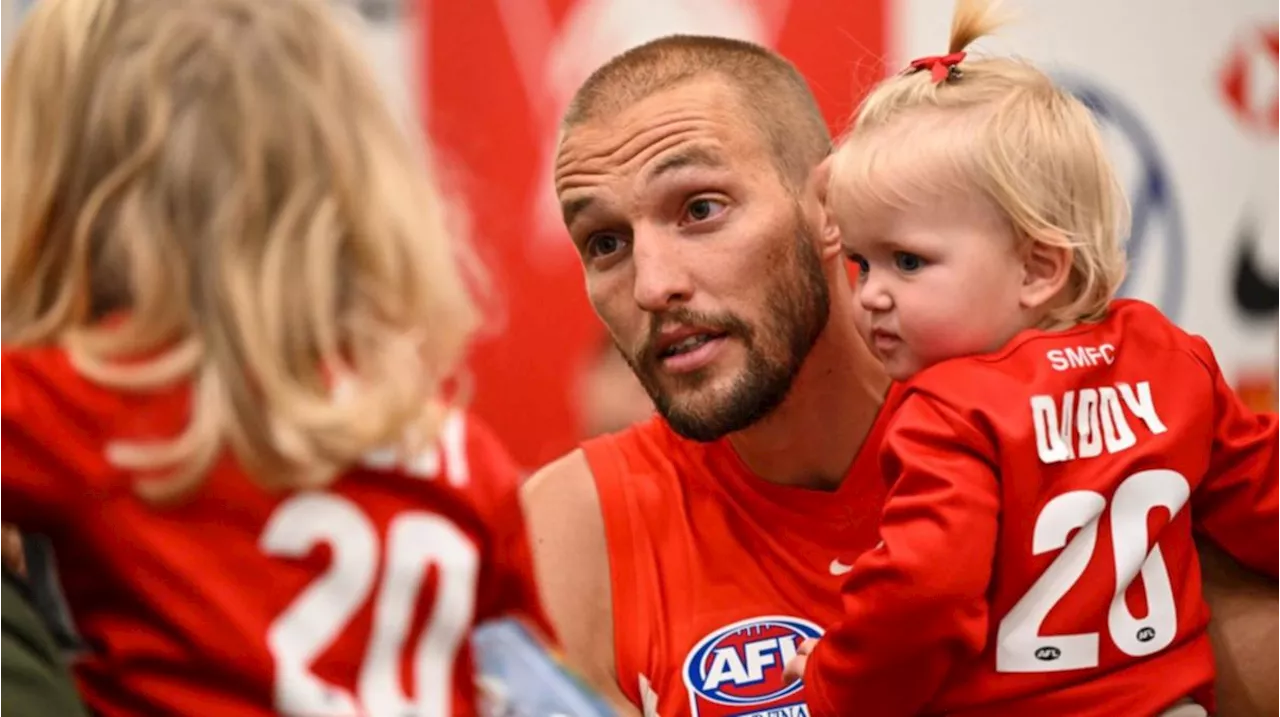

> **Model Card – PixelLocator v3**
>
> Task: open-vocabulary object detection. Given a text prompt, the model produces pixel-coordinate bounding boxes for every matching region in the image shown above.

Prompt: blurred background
[6,0,1276,470]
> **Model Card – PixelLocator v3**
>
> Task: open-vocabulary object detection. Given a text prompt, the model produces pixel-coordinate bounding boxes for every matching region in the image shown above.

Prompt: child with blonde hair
[1,0,555,714]
[783,1,1277,715]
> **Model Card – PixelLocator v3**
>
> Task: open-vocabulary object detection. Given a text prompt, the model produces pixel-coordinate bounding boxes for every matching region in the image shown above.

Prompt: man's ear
[807,156,843,261]
[1021,237,1074,311]
[811,155,833,205]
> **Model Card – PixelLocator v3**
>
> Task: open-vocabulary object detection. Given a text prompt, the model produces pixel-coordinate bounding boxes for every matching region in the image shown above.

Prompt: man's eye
[682,197,727,224]
[894,252,926,273]
[586,233,624,258]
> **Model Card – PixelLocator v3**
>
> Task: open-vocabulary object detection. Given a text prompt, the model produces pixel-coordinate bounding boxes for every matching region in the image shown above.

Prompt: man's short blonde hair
[563,35,832,192]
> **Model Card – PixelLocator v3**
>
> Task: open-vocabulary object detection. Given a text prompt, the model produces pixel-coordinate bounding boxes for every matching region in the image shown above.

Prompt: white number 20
[997,469,1190,673]
[260,413,479,716]
[261,497,479,716]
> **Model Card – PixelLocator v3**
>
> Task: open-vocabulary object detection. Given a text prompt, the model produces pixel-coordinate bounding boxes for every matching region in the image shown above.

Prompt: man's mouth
[658,332,726,359]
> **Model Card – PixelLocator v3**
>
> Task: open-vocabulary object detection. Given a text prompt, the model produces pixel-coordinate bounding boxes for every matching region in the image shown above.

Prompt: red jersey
[805,299,1279,717]
[1,346,552,717]
[582,391,901,717]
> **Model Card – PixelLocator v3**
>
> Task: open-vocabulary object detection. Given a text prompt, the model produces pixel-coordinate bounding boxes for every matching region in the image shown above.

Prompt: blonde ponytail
[948,0,1009,54]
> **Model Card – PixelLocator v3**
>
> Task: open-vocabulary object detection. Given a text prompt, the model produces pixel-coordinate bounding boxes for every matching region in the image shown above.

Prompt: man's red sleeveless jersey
[804,299,1279,717]
[581,390,902,717]
[1,346,552,717]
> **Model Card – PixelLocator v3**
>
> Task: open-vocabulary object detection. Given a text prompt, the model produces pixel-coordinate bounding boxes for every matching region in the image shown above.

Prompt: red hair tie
[908,51,966,83]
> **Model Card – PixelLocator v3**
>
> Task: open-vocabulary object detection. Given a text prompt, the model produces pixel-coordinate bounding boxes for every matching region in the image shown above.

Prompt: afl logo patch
[681,615,822,716]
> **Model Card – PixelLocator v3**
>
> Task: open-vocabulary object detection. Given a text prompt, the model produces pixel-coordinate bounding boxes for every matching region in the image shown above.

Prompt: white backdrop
[898,0,1279,397]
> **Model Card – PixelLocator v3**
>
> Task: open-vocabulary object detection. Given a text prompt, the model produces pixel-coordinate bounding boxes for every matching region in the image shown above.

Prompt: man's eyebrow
[560,146,727,228]
[561,195,595,229]
[643,145,728,184]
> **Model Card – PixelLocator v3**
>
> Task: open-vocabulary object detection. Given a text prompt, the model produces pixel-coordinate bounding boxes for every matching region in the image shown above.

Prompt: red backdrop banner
[423,0,888,466]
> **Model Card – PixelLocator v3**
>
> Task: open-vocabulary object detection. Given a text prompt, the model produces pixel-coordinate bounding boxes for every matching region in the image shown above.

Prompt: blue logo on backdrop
[1057,76,1187,321]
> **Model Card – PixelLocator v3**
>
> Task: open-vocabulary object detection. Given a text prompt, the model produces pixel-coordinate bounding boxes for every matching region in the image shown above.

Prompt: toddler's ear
[1020,238,1073,311]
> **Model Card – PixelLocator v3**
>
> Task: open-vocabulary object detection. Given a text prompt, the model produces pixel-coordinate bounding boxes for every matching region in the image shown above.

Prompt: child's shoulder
[903,299,1206,406]
[1093,298,1215,369]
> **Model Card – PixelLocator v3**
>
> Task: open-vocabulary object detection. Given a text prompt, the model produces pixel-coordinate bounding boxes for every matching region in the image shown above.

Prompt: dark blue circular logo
[1058,76,1187,321]
[681,616,821,707]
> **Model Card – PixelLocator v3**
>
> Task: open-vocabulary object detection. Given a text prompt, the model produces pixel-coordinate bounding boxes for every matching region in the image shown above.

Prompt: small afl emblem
[1034,646,1061,661]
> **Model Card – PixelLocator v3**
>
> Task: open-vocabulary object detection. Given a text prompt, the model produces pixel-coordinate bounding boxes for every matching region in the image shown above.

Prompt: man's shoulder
[523,448,597,513]
[525,417,695,513]
[520,447,607,578]
[519,450,628,708]
[582,414,679,458]
[581,416,700,488]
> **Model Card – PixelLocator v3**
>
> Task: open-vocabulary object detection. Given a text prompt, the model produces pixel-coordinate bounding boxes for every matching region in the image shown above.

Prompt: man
[523,35,1279,717]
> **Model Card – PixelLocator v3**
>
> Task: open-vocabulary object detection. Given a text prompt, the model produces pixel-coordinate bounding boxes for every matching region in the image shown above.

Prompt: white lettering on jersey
[701,637,800,691]
[362,410,469,485]
[1047,344,1116,371]
[1031,381,1167,464]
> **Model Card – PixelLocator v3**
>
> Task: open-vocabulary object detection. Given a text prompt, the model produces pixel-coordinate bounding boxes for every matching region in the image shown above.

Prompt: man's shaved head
[562,35,832,191]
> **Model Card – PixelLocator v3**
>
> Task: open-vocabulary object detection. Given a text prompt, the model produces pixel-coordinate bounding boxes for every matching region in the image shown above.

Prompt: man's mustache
[635,308,753,367]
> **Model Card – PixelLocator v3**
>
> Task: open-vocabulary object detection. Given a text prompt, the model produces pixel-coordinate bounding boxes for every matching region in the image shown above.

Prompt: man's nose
[631,228,694,313]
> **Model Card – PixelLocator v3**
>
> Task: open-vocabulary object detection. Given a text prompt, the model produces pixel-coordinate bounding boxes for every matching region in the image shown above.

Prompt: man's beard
[619,226,830,442]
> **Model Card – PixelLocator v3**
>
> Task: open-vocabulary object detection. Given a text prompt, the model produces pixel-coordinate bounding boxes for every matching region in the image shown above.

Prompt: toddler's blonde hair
[829,0,1129,325]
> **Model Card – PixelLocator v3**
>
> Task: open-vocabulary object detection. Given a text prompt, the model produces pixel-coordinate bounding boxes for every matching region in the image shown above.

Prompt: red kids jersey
[804,299,1279,717]
[1,346,552,717]
[582,388,902,717]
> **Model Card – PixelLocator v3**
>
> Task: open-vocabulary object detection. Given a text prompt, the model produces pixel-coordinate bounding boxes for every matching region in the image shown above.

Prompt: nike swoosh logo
[830,542,884,576]
[1232,216,1278,318]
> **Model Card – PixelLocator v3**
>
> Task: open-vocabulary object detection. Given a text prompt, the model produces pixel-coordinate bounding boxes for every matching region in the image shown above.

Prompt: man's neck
[727,305,890,491]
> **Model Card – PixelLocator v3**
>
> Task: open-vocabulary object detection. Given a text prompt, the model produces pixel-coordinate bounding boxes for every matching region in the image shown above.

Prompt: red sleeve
[1185,339,1278,578]
[464,415,559,645]
[804,393,999,717]
[1,351,92,534]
